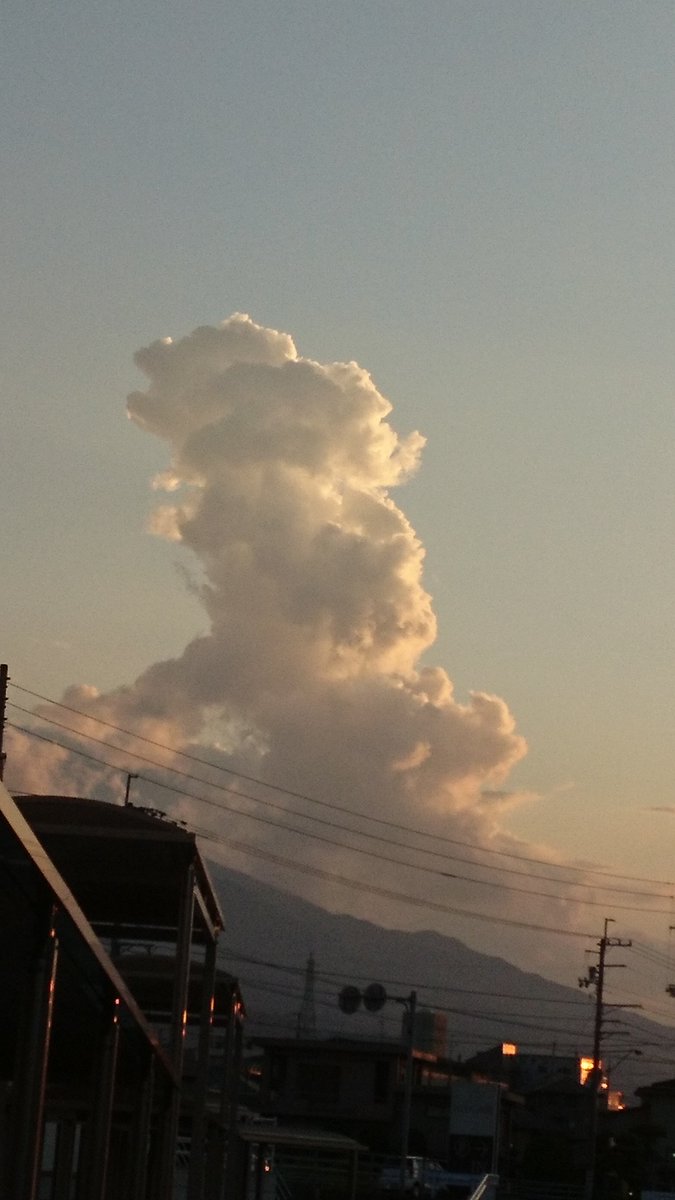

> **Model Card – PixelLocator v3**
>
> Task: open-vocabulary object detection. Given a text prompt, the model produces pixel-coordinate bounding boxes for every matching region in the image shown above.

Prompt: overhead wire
[221,947,593,1006]
[10,681,675,888]
[10,688,675,1058]
[5,702,646,896]
[184,811,671,915]
[632,941,675,971]
[235,975,594,1039]
[7,711,674,917]
[239,974,594,1032]
[14,709,675,1030]
[201,823,599,938]
[246,1013,593,1055]
[7,720,597,939]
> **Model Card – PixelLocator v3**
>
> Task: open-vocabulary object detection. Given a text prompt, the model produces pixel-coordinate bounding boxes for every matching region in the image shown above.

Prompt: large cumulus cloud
[8,314,536,939]
[123,313,526,813]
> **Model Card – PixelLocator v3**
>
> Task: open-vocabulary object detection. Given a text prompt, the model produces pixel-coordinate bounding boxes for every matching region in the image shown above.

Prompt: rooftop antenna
[666,925,675,997]
[124,773,138,807]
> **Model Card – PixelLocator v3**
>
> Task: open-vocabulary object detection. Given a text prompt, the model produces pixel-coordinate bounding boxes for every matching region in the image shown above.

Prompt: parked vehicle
[377,1156,457,1198]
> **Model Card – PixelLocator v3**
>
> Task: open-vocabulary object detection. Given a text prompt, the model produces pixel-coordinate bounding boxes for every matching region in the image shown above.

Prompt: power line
[8,698,672,1058]
[4,719,657,934]
[9,717,599,908]
[632,941,675,971]
[246,1013,593,1055]
[12,713,675,1021]
[239,977,594,1039]
[221,948,593,1007]
[11,681,674,888]
[10,718,598,938]
[7,713,673,916]
[207,829,598,938]
[237,976,595,1030]
[181,812,671,915]
[234,969,595,1037]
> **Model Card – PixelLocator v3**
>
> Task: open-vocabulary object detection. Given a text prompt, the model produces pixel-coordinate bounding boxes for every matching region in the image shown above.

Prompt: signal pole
[338,981,416,1194]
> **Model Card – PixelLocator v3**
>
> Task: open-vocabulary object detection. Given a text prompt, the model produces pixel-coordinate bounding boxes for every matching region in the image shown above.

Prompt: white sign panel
[449,1081,500,1137]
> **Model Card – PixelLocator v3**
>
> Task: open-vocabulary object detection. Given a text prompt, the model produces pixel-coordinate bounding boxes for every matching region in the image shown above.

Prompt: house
[254,1035,404,1153]
[464,1042,602,1188]
[0,782,177,1197]
[253,1032,520,1176]
[603,1078,675,1195]
[2,790,244,1199]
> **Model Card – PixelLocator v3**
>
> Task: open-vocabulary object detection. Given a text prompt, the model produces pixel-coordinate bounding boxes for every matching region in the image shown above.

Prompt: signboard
[449,1081,500,1137]
[449,1081,501,1174]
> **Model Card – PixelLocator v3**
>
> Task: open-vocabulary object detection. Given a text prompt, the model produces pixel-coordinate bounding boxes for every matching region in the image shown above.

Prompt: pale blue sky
[4,1,675,892]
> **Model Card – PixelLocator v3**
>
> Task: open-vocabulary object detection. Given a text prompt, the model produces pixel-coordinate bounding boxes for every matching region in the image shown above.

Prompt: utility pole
[399,990,417,1195]
[580,918,632,1200]
[0,663,9,782]
[338,981,416,1194]
[579,917,633,1077]
[296,952,317,1039]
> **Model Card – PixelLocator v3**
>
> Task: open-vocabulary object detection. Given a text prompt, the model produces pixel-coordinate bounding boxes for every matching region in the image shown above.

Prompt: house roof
[636,1077,675,1099]
[253,1036,406,1057]
[525,1076,587,1095]
[237,1123,367,1152]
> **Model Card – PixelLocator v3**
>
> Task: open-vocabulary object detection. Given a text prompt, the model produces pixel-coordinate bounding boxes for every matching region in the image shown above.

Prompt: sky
[4,2,675,1014]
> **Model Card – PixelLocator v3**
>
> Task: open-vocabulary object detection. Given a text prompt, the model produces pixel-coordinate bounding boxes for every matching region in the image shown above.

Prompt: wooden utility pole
[581,918,632,1200]
[0,663,8,782]
[592,918,633,1074]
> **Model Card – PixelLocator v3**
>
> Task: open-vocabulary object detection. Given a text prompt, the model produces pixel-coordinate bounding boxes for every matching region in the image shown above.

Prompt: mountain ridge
[205,857,675,1099]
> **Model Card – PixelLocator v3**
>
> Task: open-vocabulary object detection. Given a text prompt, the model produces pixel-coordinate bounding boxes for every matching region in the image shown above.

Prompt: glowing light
[502,1043,518,1056]
[580,1057,595,1085]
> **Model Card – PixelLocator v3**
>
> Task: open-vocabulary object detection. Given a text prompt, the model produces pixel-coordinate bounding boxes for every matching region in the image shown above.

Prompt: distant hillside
[206,859,674,1099]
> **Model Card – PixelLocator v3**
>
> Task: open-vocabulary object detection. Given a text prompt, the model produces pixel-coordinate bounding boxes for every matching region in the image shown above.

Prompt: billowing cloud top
[124,314,525,820]
[10,314,526,856]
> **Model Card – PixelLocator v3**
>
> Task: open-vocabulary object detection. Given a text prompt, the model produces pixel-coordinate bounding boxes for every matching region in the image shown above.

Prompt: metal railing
[467,1176,499,1200]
